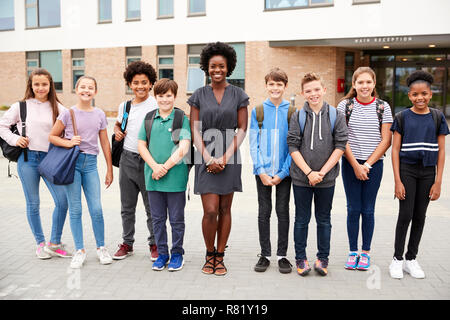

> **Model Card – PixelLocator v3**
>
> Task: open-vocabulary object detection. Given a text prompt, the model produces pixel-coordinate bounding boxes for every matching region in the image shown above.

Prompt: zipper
[272,106,278,177]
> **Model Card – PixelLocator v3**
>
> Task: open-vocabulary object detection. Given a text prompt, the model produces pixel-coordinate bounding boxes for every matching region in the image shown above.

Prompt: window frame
[187,0,206,17]
[125,47,142,94]
[187,53,206,94]
[0,0,15,31]
[71,49,85,91]
[98,0,112,24]
[26,50,63,92]
[25,0,61,30]
[157,45,175,80]
[125,0,141,21]
[264,0,334,11]
[352,0,380,4]
[157,0,174,19]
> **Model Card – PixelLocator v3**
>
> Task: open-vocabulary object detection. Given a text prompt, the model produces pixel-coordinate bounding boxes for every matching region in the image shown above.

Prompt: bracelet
[364,162,372,169]
[205,157,214,167]
[306,170,313,177]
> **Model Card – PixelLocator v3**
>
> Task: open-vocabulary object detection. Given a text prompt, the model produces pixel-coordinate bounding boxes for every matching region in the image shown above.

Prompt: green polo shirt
[138,108,191,192]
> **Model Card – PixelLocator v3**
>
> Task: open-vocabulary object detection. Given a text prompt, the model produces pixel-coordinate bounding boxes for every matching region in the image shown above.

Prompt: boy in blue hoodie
[250,68,294,274]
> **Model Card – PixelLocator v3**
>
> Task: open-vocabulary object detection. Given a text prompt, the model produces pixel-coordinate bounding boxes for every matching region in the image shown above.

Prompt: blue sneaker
[152,254,170,271]
[345,252,359,270]
[168,253,184,272]
[356,253,370,271]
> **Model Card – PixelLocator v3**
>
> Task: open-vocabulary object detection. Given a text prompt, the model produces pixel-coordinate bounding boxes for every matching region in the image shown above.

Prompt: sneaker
[314,259,329,276]
[356,253,370,271]
[254,255,270,272]
[70,250,87,269]
[150,244,158,262]
[403,259,425,279]
[152,254,170,271]
[97,247,113,265]
[44,243,72,258]
[278,257,293,274]
[345,252,359,270]
[296,259,311,276]
[36,243,52,260]
[168,253,184,272]
[389,258,404,279]
[113,243,133,260]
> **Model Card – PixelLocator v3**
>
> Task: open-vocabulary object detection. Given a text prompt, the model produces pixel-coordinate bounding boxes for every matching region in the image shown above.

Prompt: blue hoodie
[250,98,292,180]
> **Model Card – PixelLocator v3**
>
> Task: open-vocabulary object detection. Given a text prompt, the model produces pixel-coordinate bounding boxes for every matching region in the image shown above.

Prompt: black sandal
[214,251,227,276]
[202,248,216,275]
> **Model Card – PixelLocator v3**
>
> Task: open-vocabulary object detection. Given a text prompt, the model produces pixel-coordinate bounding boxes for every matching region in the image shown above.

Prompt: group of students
[0,42,447,280]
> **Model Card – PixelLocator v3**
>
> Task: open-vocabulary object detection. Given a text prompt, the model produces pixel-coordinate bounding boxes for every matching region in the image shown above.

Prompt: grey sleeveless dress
[187,85,249,195]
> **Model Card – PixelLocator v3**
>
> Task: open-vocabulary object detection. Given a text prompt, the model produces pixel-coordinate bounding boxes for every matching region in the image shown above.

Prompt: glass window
[26,0,60,28]
[25,0,38,28]
[126,0,140,20]
[344,52,355,93]
[158,45,174,80]
[158,0,173,18]
[370,55,395,62]
[187,44,206,93]
[265,0,332,10]
[0,0,14,31]
[227,43,245,90]
[189,0,206,15]
[395,54,446,62]
[99,0,112,23]
[26,51,39,76]
[39,51,63,90]
[72,49,85,90]
[126,47,141,93]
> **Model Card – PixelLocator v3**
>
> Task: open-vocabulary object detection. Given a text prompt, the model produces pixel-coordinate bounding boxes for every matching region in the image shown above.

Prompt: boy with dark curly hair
[112,60,159,262]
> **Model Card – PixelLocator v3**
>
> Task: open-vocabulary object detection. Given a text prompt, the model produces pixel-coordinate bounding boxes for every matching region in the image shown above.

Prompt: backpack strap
[344,98,354,126]
[328,105,337,134]
[171,108,185,144]
[298,108,307,135]
[255,104,264,130]
[19,101,28,162]
[375,98,385,133]
[429,108,442,136]
[287,104,296,127]
[120,100,132,132]
[144,109,158,146]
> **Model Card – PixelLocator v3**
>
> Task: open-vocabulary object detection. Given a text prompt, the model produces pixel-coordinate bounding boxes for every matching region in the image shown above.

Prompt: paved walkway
[0,117,449,301]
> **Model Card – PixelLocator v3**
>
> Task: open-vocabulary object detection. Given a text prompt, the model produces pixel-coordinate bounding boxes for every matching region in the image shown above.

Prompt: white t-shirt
[116,95,158,154]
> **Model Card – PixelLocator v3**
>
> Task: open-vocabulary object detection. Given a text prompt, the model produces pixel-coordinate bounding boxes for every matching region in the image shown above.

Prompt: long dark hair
[342,67,378,102]
[23,68,61,124]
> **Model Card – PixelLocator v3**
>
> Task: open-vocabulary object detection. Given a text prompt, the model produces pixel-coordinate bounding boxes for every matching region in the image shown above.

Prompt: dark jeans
[147,191,186,256]
[119,150,155,246]
[255,176,291,257]
[341,157,383,252]
[394,163,435,261]
[293,184,335,262]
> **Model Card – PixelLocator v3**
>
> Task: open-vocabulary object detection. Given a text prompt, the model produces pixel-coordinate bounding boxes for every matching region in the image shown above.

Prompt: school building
[0,0,449,117]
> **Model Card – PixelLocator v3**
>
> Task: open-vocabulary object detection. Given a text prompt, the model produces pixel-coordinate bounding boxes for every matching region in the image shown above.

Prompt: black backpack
[0,101,28,176]
[144,107,194,172]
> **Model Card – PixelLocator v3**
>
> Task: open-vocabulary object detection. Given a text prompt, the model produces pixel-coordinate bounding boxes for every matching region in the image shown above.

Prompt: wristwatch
[363,162,372,169]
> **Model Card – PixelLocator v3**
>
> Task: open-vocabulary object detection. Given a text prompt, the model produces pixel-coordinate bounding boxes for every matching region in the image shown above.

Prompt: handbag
[0,101,28,162]
[38,109,80,185]
[111,100,131,167]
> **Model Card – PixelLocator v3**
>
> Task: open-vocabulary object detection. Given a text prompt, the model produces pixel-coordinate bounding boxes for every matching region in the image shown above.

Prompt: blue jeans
[293,184,335,262]
[65,153,105,250]
[147,191,186,256]
[341,157,383,252]
[17,150,68,245]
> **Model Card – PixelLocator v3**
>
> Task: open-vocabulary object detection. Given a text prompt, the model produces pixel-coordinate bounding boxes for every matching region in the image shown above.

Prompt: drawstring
[310,113,315,150]
[319,111,323,141]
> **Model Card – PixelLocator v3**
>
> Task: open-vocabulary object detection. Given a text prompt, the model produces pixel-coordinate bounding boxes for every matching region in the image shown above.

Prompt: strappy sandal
[214,251,227,276]
[202,248,216,275]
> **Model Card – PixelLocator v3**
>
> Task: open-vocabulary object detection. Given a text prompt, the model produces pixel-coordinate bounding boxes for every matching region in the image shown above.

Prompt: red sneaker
[150,244,158,261]
[112,243,133,260]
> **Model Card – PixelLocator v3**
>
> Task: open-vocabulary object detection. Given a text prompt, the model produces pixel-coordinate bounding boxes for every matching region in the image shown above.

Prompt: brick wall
[0,52,26,107]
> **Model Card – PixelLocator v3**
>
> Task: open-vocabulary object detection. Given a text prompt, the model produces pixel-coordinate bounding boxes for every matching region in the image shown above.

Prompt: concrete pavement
[0,117,449,301]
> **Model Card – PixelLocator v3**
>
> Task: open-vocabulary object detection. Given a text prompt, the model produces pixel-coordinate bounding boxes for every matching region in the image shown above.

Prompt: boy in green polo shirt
[138,79,191,271]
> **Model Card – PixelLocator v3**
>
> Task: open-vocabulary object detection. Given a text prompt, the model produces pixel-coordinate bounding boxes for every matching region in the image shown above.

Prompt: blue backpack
[298,105,337,136]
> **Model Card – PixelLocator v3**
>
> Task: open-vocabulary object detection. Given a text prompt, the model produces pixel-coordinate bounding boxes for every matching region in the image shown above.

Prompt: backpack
[298,104,337,136]
[111,100,132,168]
[395,107,442,138]
[144,107,194,172]
[0,101,28,177]
[344,98,385,132]
[255,103,296,133]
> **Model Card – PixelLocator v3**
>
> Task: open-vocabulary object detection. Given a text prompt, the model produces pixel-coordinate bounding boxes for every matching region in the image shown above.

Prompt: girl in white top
[337,67,393,271]
[0,68,70,259]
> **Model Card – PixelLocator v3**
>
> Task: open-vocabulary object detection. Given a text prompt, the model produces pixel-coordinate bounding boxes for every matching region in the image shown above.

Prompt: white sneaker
[70,250,87,269]
[36,243,52,259]
[403,259,425,279]
[389,258,404,279]
[97,247,113,265]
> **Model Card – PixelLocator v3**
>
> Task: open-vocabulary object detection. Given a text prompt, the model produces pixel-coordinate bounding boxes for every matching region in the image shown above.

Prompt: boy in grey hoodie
[287,73,347,277]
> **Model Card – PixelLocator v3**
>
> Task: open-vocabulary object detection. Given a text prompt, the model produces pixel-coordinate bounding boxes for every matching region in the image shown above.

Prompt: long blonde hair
[342,67,378,101]
[23,68,61,124]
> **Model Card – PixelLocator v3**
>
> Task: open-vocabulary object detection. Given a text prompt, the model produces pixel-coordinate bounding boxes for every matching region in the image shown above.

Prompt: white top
[0,99,66,152]
[116,95,158,154]
[337,97,393,161]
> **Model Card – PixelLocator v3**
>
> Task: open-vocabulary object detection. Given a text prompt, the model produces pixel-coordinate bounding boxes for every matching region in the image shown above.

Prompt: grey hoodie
[287,101,348,188]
